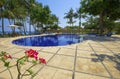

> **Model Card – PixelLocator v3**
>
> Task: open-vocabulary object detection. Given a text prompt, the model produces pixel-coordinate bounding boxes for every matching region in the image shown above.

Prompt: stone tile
[0,58,17,71]
[76,58,110,77]
[93,47,111,53]
[0,47,4,51]
[37,52,54,62]
[103,61,120,79]
[27,47,42,51]
[9,59,17,66]
[90,44,104,48]
[105,45,119,49]
[34,66,57,79]
[34,66,72,79]
[77,46,93,51]
[100,42,119,48]
[47,55,74,70]
[75,72,110,79]
[52,69,72,79]
[0,46,12,51]
[61,44,77,49]
[5,47,24,55]
[0,70,12,79]
[0,62,7,72]
[77,50,96,58]
[57,48,76,56]
[9,66,18,79]
[12,50,26,58]
[41,47,60,53]
[78,41,90,46]
[22,76,31,79]
[95,51,113,56]
[110,48,120,53]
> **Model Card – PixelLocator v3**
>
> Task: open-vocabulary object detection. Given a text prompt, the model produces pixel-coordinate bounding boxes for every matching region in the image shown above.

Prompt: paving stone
[103,60,120,79]
[37,52,54,62]
[77,46,93,51]
[76,58,110,77]
[34,66,72,79]
[0,70,12,79]
[93,47,111,53]
[77,50,96,59]
[47,55,74,70]
[75,72,110,79]
[57,48,76,56]
[41,47,60,53]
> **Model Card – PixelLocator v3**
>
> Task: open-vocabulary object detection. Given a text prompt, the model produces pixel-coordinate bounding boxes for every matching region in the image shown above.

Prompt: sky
[37,0,81,27]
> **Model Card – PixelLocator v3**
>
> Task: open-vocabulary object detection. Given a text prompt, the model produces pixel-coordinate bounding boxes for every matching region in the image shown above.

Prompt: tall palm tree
[4,0,27,34]
[64,8,76,27]
[27,0,36,34]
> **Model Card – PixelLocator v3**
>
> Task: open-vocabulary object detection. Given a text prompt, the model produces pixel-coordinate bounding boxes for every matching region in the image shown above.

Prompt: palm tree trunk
[8,19,12,25]
[79,18,81,34]
[40,23,43,33]
[29,21,31,35]
[99,11,104,35]
[22,20,26,35]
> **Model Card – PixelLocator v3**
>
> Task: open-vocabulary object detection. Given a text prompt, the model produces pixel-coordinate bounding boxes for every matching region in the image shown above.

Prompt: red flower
[3,54,8,59]
[34,56,38,60]
[39,58,46,64]
[8,55,12,59]
[4,54,12,59]
[25,49,46,64]
[25,49,38,59]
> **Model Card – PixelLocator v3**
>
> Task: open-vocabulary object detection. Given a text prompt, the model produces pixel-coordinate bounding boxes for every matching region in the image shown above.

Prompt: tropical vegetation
[64,0,120,34]
[0,0,59,36]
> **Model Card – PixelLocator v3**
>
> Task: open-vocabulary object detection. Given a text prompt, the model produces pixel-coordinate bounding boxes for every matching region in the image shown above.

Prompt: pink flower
[25,49,38,60]
[39,58,46,64]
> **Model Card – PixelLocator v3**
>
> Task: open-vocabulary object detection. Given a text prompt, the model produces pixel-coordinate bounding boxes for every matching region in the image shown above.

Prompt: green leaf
[4,62,10,67]
[19,59,25,65]
[24,56,28,61]
[32,60,37,64]
[0,51,6,56]
[0,57,4,61]
[27,69,34,75]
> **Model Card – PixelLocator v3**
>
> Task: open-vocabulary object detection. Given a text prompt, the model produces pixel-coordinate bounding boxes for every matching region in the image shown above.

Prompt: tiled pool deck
[0,35,120,79]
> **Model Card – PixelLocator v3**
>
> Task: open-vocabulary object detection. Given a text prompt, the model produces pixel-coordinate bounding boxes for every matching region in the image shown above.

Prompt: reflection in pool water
[12,34,83,46]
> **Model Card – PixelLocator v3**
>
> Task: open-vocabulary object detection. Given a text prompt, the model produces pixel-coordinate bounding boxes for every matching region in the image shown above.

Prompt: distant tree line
[64,0,120,34]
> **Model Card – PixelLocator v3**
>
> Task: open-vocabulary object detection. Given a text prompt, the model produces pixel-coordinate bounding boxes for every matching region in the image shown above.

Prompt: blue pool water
[12,34,83,46]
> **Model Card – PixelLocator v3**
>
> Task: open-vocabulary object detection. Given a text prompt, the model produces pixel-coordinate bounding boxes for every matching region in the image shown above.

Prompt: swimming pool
[12,34,83,46]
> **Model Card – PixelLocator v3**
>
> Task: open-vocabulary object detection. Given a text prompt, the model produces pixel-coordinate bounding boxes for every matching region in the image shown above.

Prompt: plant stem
[16,56,25,79]
[21,64,36,79]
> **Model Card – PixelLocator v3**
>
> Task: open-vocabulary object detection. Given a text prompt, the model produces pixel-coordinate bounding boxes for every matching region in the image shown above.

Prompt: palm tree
[3,0,28,34]
[64,8,76,27]
[46,14,59,29]
[31,4,51,33]
[74,8,82,34]
[27,0,36,35]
